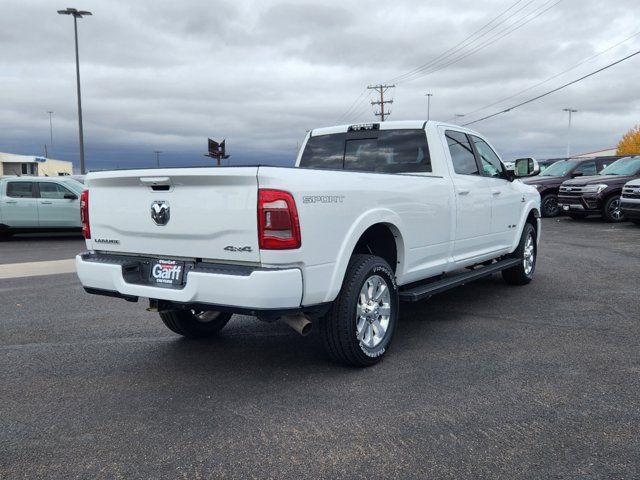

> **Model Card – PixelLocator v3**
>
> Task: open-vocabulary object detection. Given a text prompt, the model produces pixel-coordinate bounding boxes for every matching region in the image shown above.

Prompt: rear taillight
[80,190,90,239]
[258,189,301,249]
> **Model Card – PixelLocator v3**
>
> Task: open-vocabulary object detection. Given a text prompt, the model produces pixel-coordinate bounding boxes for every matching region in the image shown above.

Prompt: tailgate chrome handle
[457,189,470,195]
[140,177,171,185]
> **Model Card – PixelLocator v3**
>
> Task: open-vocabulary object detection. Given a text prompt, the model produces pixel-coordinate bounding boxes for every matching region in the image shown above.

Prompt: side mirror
[571,172,583,178]
[64,193,78,200]
[514,158,540,178]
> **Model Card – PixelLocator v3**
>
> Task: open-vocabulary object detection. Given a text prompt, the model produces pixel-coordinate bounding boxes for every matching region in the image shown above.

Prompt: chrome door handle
[457,189,470,195]
[492,190,502,195]
[40,201,53,204]
[6,200,18,204]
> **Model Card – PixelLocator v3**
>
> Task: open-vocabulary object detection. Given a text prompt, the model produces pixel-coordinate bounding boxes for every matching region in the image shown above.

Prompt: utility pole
[425,93,433,121]
[57,8,92,174]
[154,150,162,168]
[563,108,578,157]
[367,84,395,121]
[47,111,54,154]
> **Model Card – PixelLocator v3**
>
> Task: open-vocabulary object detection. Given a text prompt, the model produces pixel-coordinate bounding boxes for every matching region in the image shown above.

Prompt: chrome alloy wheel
[609,198,623,221]
[356,275,392,349]
[523,233,535,276]
[191,310,221,323]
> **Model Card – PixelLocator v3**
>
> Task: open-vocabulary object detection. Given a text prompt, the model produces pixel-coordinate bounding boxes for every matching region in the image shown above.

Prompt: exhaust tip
[299,321,312,336]
[282,314,312,336]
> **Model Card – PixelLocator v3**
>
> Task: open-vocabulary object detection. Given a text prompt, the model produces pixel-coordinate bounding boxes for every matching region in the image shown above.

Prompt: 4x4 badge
[151,200,170,226]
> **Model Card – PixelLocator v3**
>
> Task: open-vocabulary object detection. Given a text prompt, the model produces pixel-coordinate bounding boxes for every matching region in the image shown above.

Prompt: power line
[386,0,533,84]
[456,29,640,121]
[462,48,640,126]
[336,0,561,123]
[367,84,396,121]
[394,0,563,84]
[335,88,368,123]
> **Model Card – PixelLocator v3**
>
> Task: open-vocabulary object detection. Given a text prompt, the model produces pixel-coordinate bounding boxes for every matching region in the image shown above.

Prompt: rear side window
[300,133,346,169]
[6,182,34,198]
[446,130,478,175]
[300,129,431,173]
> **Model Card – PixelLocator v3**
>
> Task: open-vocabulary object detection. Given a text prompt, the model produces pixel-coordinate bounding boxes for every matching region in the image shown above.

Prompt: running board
[398,258,521,302]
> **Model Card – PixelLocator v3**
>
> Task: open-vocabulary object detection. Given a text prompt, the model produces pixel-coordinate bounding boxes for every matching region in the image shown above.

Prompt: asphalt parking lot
[1,219,639,479]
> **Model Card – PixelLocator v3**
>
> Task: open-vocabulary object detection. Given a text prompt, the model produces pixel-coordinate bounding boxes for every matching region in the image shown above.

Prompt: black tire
[540,194,560,217]
[567,213,587,220]
[632,219,640,226]
[0,231,12,241]
[159,309,232,338]
[320,254,398,367]
[502,223,537,286]
[602,195,625,223]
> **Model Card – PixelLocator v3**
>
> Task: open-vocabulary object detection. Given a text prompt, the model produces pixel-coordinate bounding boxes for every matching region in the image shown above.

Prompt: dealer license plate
[149,259,185,286]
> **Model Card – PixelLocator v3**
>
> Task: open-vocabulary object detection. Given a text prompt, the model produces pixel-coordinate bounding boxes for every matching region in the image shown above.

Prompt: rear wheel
[160,309,232,338]
[603,195,624,222]
[502,223,537,286]
[320,254,398,367]
[541,194,560,217]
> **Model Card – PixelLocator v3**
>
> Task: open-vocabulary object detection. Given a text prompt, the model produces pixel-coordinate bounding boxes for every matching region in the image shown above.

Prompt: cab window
[471,135,505,178]
[574,161,596,176]
[6,182,34,198]
[446,130,478,175]
[300,129,431,173]
[38,182,74,199]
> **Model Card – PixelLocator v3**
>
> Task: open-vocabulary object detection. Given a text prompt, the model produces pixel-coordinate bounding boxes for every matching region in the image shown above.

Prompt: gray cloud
[0,0,639,171]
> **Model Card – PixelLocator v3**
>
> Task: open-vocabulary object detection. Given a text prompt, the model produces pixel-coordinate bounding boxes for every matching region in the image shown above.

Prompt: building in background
[0,152,73,177]
[574,147,617,158]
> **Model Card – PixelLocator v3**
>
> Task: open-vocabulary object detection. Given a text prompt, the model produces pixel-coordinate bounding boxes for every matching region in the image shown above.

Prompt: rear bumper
[76,252,303,311]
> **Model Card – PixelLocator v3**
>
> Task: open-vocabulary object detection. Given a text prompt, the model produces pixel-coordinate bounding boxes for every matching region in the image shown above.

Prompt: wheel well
[603,191,621,204]
[526,209,540,232]
[352,224,398,272]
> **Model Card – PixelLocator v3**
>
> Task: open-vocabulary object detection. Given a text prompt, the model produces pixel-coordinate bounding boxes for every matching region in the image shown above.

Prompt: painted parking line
[0,259,76,279]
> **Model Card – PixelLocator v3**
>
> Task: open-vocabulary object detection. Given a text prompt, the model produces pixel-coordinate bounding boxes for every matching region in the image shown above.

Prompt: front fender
[510,201,541,252]
[322,208,405,303]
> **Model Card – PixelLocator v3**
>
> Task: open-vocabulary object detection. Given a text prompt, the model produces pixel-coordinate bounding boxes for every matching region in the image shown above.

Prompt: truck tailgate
[86,167,260,263]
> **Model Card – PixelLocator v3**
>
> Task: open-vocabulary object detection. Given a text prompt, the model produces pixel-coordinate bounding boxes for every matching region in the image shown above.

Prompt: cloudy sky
[1,0,639,171]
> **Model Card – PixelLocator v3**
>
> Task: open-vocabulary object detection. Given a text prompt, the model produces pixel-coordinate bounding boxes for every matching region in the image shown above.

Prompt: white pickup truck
[76,121,541,366]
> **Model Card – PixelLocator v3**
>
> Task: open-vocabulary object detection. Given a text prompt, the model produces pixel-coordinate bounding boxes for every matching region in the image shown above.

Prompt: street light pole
[47,111,54,154]
[154,151,162,168]
[425,93,433,121]
[57,8,92,174]
[563,108,578,157]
